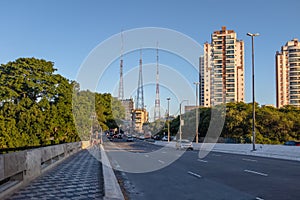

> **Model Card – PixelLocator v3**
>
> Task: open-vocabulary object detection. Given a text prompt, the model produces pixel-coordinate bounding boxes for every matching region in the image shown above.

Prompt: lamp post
[179,100,189,143]
[247,32,259,151]
[194,82,200,143]
[167,97,171,142]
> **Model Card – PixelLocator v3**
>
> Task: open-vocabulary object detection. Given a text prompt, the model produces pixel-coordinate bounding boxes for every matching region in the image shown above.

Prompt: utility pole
[167,97,171,142]
[179,100,188,143]
[194,82,200,143]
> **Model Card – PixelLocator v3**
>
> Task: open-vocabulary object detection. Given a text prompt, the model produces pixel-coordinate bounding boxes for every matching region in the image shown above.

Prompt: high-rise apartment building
[200,26,245,107]
[276,38,300,108]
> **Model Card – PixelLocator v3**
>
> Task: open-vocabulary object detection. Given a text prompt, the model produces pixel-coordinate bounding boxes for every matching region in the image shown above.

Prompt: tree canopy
[0,58,125,149]
[163,102,300,144]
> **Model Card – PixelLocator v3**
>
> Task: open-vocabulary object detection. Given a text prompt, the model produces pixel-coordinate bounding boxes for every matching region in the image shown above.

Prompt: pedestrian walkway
[7,149,104,200]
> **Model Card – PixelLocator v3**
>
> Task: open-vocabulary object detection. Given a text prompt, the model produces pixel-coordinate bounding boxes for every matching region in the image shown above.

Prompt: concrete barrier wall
[0,141,89,199]
[155,141,300,161]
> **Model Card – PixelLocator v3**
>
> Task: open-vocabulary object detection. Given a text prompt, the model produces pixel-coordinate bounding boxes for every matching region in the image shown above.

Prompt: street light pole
[247,32,259,151]
[194,82,200,143]
[167,97,171,142]
[179,100,188,143]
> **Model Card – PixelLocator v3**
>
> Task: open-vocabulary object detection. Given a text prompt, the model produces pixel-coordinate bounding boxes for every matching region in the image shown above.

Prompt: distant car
[153,135,161,140]
[161,136,168,141]
[139,135,145,140]
[113,134,118,139]
[117,134,123,139]
[126,136,134,142]
[284,141,300,146]
[176,139,194,150]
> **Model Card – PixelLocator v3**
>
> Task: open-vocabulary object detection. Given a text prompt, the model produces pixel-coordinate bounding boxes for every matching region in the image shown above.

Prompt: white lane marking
[242,158,257,162]
[188,171,202,178]
[144,154,149,157]
[158,160,165,164]
[197,159,208,163]
[162,151,167,154]
[212,154,221,157]
[244,169,268,177]
[256,197,264,200]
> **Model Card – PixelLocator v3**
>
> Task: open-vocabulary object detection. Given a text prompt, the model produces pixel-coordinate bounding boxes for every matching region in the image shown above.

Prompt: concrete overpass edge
[100,144,125,200]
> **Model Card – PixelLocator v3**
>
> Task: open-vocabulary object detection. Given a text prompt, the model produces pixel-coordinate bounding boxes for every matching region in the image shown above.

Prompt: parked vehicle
[162,136,168,141]
[126,135,134,142]
[284,141,300,146]
[176,139,194,150]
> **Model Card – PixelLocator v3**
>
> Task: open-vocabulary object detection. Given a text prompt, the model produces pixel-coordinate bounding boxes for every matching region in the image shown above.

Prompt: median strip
[187,171,202,178]
[244,169,268,177]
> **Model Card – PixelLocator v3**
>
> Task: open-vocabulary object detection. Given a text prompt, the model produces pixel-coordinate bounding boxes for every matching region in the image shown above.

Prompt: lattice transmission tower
[154,43,161,121]
[136,49,144,109]
[118,31,124,100]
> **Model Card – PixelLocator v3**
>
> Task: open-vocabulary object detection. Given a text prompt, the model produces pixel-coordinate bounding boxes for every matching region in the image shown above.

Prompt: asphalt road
[103,138,300,200]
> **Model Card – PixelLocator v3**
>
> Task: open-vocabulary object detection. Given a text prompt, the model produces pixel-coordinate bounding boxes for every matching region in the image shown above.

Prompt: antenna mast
[154,43,161,121]
[136,48,144,109]
[118,31,124,100]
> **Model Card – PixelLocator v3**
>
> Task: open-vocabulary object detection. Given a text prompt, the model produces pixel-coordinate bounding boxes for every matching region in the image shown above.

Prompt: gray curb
[100,145,125,200]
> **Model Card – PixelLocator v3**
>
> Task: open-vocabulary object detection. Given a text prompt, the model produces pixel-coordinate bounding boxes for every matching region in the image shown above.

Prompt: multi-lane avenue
[103,138,300,200]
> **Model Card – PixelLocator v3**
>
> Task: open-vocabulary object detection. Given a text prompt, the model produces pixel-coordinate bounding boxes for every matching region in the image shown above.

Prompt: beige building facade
[132,109,148,133]
[201,26,245,107]
[276,38,300,108]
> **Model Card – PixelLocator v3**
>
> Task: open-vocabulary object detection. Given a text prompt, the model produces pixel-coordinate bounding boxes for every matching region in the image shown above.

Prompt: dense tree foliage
[0,58,79,148]
[165,102,300,144]
[0,58,125,149]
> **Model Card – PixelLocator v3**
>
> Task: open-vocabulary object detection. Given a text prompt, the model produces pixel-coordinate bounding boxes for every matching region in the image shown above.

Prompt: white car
[161,136,168,141]
[126,136,134,142]
[176,139,193,150]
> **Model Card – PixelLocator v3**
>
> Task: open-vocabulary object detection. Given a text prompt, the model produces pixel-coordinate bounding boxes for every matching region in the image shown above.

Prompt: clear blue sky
[1,0,299,118]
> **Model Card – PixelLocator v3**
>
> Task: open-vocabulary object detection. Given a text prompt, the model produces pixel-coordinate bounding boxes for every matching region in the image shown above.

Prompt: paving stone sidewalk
[7,148,104,200]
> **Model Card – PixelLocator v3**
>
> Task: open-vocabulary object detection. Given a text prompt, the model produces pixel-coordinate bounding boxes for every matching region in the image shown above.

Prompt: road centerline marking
[188,171,202,178]
[144,154,149,157]
[244,169,268,177]
[197,159,208,163]
[256,197,264,200]
[242,158,257,162]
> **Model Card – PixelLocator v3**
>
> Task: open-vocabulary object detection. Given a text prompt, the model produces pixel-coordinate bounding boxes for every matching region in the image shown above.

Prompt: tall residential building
[276,38,300,108]
[201,26,245,107]
[199,55,205,106]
